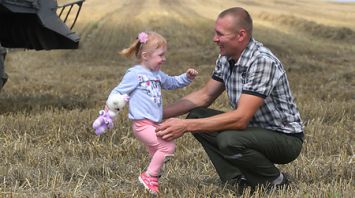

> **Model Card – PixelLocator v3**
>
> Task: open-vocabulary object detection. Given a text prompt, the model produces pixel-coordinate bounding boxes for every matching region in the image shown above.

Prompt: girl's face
[142,46,167,71]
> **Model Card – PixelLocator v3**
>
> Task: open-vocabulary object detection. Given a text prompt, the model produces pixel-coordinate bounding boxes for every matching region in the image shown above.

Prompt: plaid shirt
[212,38,304,134]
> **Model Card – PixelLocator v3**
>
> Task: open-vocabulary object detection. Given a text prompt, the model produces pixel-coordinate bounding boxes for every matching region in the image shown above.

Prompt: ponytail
[118,39,141,58]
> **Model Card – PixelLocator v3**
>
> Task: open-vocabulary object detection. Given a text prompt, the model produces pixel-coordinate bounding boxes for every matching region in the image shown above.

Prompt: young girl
[108,31,198,195]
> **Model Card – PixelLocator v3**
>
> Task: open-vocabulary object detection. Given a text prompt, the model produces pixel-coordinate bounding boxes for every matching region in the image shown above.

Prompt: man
[155,7,304,189]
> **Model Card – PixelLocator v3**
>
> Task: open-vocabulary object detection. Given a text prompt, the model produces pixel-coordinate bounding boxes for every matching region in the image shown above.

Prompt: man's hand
[156,118,188,141]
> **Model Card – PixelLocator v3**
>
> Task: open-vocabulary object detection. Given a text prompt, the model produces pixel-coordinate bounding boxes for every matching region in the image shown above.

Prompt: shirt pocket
[238,67,249,85]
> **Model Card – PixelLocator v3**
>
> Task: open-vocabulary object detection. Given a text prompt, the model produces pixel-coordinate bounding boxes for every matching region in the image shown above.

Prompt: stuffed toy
[92,94,129,135]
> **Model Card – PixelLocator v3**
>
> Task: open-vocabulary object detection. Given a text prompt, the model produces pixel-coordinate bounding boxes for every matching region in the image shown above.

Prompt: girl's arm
[159,69,197,90]
[109,70,139,97]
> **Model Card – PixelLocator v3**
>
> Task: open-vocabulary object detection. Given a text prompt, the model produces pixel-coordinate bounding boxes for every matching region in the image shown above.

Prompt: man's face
[213,15,240,57]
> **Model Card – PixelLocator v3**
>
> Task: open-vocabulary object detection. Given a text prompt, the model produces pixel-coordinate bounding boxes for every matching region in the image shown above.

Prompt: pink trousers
[132,119,176,176]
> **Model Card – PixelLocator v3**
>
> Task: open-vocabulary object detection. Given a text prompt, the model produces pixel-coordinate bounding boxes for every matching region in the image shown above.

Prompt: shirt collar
[235,37,256,66]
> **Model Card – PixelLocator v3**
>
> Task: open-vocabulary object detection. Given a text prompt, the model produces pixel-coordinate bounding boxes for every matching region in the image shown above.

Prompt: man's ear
[237,29,248,42]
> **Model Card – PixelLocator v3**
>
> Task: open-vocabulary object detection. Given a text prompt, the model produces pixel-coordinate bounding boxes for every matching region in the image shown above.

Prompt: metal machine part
[0,45,7,89]
[0,0,84,90]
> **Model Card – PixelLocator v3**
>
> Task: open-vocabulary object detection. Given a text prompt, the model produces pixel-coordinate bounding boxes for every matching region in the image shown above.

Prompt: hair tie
[138,32,148,44]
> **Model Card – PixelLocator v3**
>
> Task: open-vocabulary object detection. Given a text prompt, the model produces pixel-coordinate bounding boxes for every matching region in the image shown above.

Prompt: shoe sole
[138,176,158,195]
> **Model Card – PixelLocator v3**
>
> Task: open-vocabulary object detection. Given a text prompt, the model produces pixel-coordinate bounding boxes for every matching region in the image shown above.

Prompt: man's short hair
[218,7,253,36]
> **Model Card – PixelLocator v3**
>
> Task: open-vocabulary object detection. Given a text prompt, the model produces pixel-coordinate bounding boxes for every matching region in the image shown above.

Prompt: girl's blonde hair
[119,31,167,59]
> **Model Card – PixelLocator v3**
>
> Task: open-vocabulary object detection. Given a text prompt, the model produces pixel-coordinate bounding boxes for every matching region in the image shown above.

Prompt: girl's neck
[139,62,149,69]
[139,63,154,71]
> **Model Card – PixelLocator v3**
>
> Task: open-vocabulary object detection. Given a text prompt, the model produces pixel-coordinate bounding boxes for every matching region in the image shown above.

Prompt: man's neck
[231,37,251,61]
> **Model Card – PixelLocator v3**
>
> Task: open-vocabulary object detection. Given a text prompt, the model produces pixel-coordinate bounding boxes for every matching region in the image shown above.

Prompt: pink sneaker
[138,172,159,195]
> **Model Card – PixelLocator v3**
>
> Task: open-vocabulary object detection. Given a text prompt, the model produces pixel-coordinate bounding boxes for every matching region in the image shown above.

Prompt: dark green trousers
[187,107,303,187]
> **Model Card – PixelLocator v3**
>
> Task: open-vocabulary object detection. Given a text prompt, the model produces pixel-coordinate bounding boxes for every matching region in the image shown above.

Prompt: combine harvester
[0,0,84,91]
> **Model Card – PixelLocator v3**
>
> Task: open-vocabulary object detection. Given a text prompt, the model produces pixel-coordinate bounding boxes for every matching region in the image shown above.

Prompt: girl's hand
[186,68,198,80]
[104,105,109,112]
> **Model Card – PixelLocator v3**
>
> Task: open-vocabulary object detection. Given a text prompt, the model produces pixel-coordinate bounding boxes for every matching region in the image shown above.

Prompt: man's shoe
[266,172,290,191]
[275,172,289,189]
[227,175,248,186]
[225,175,251,195]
